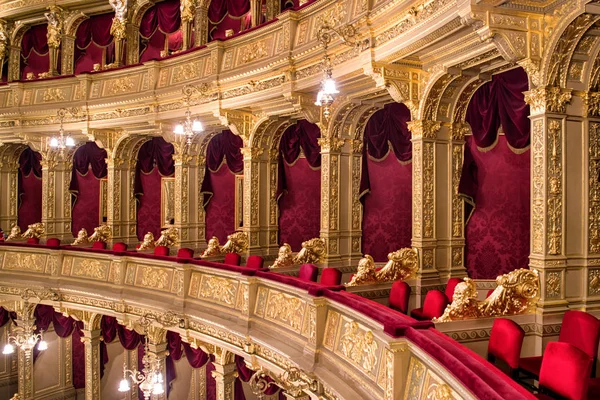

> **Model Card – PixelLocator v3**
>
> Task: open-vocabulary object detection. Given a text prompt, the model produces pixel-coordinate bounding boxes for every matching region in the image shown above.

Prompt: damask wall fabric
[137,168,162,240]
[362,156,412,261]
[278,157,321,251]
[205,164,238,243]
[464,136,530,278]
[18,147,42,231]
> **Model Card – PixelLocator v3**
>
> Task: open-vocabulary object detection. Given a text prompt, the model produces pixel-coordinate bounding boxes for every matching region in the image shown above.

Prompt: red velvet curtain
[18,148,42,231]
[208,0,251,41]
[201,129,244,206]
[74,12,115,74]
[135,137,174,240]
[139,0,182,61]
[21,24,50,79]
[69,142,107,236]
[460,68,530,278]
[360,103,412,261]
[277,120,321,251]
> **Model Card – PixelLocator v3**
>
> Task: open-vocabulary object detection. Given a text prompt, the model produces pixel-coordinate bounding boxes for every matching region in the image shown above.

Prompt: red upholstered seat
[537,342,592,400]
[245,255,264,269]
[27,238,40,244]
[445,278,463,301]
[91,241,106,250]
[177,248,194,259]
[488,318,525,378]
[320,268,342,286]
[521,310,600,379]
[46,238,61,247]
[224,253,241,266]
[298,264,318,282]
[410,290,448,321]
[154,246,169,256]
[112,242,128,252]
[389,281,411,314]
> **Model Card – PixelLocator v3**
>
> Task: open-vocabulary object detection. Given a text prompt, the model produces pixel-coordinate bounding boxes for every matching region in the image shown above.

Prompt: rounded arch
[10,21,29,47]
[63,11,89,37]
[0,143,28,169]
[131,0,157,26]
[113,134,152,167]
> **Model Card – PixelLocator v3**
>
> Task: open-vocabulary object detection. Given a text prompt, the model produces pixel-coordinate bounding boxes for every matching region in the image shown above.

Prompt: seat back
[46,238,61,247]
[539,342,592,400]
[154,246,169,256]
[389,281,411,314]
[91,241,107,250]
[298,264,318,282]
[246,255,264,269]
[422,290,449,320]
[112,242,128,252]
[488,318,525,370]
[224,253,241,266]
[177,248,194,259]
[559,310,600,359]
[320,268,342,286]
[26,238,40,245]
[445,278,463,301]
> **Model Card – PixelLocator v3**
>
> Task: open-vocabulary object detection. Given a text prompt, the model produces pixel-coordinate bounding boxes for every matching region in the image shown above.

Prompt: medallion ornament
[346,248,419,286]
[433,269,540,322]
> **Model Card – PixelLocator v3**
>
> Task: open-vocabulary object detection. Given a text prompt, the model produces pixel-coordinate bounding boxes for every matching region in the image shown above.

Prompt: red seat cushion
[421,290,449,320]
[298,264,318,282]
[488,318,525,369]
[320,268,342,286]
[519,356,543,377]
[389,281,411,314]
[224,253,241,266]
[410,307,426,321]
[46,238,61,247]
[27,238,40,244]
[539,342,592,400]
[112,242,128,252]
[154,246,169,256]
[91,241,107,250]
[245,255,264,269]
[177,248,194,259]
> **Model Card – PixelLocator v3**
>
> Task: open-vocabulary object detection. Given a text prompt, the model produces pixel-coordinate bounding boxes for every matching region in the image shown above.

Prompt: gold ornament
[154,226,180,248]
[292,238,326,265]
[44,6,63,49]
[269,243,294,269]
[346,248,419,286]
[88,224,112,243]
[6,225,23,241]
[220,231,249,255]
[72,228,90,245]
[22,223,45,239]
[433,269,540,322]
[201,236,222,258]
[137,232,156,252]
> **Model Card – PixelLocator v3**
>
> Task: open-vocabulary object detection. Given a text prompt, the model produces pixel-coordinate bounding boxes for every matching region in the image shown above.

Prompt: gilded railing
[0,243,534,399]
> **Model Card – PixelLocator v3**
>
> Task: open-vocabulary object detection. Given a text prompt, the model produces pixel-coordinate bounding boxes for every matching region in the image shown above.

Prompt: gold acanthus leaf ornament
[220,231,249,255]
[346,248,419,286]
[88,224,112,243]
[137,232,156,251]
[6,225,23,241]
[22,222,45,239]
[154,226,180,248]
[292,238,326,265]
[433,268,540,323]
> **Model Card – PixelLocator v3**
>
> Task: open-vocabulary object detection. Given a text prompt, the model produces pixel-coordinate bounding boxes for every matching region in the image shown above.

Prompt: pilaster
[81,328,102,400]
[585,110,600,307]
[146,341,168,400]
[267,149,280,253]
[172,153,195,248]
[241,147,264,255]
[15,339,33,400]
[60,35,75,75]
[194,6,208,47]
[318,135,345,266]
[197,155,207,248]
[7,45,19,82]
[189,365,207,400]
[211,360,237,400]
[407,120,441,297]
[250,0,262,27]
[348,139,363,263]
[126,23,140,65]
[265,0,280,21]
[41,151,72,240]
[106,156,133,244]
[524,86,572,313]
[0,158,18,231]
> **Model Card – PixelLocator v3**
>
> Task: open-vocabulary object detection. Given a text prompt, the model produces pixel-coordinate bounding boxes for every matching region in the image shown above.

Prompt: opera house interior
[1,0,600,399]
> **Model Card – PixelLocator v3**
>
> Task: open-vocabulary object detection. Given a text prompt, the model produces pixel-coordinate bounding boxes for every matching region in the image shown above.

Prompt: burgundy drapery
[139,0,182,61]
[0,307,13,328]
[360,103,412,261]
[18,148,42,231]
[277,120,321,251]
[235,355,280,396]
[208,0,250,24]
[201,129,244,206]
[69,143,107,236]
[459,68,531,279]
[74,13,115,74]
[135,137,174,240]
[21,24,50,79]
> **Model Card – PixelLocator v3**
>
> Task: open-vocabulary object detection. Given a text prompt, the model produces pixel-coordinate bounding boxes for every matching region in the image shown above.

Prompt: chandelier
[118,332,164,399]
[314,24,358,119]
[173,100,203,145]
[2,301,48,356]
[49,108,75,150]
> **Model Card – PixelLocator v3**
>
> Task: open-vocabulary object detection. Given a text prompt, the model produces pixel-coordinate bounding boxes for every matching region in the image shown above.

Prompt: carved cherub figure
[6,225,22,241]
[201,236,221,258]
[44,6,63,48]
[22,222,45,239]
[72,228,89,245]
[109,0,128,21]
[137,232,155,251]
[346,255,377,286]
[269,243,294,269]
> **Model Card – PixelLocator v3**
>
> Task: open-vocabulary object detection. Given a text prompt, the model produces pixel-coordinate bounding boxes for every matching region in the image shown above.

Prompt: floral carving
[338,321,378,373]
[346,248,419,286]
